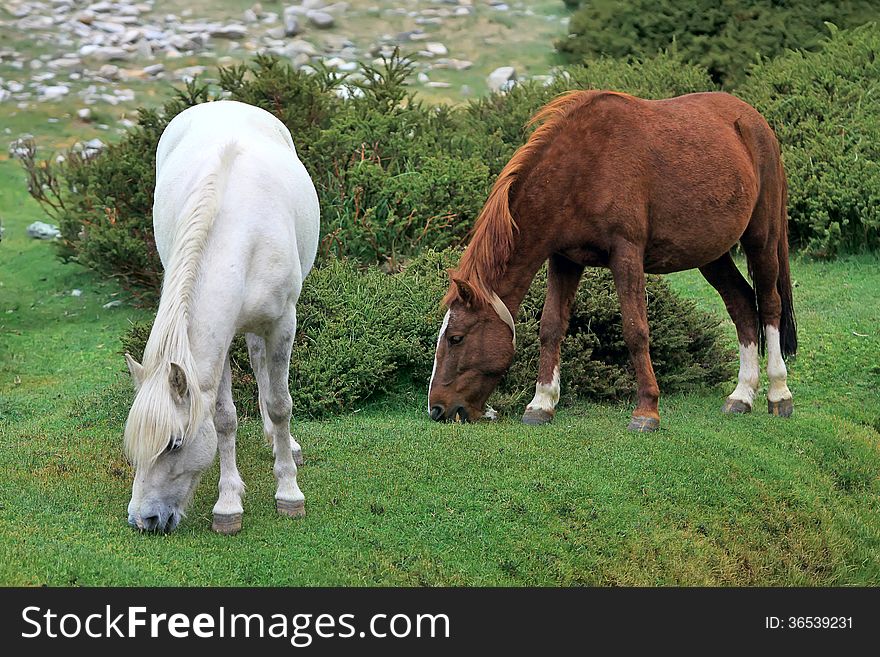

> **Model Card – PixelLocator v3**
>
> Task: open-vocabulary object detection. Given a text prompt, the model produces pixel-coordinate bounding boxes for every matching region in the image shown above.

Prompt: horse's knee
[266,392,292,425]
[214,400,237,436]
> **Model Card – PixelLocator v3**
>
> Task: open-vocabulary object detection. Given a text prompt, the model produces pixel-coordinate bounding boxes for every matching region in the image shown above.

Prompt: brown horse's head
[428,276,516,422]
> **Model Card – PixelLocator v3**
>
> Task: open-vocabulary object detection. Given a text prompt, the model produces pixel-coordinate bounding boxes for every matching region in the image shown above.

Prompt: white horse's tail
[124,141,240,468]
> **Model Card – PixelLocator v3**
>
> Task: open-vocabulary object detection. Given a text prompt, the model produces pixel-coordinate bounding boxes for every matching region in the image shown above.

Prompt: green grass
[1,159,879,586]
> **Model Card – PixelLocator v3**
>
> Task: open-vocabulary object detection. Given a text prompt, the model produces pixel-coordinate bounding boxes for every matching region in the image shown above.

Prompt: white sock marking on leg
[728,342,759,407]
[766,325,792,402]
[527,366,560,413]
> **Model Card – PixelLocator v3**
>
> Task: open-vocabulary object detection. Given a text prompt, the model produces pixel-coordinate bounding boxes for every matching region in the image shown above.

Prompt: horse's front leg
[212,355,245,534]
[263,310,305,518]
[610,246,661,432]
[523,254,584,425]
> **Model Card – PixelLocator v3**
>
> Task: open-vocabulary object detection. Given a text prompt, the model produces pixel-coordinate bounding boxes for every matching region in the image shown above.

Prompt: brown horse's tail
[776,176,797,359]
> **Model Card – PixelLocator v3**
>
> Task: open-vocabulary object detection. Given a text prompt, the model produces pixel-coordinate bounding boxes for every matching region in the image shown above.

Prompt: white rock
[135,39,152,58]
[77,107,92,120]
[425,42,448,56]
[102,300,124,309]
[91,47,130,62]
[92,20,126,34]
[98,64,120,79]
[27,222,61,239]
[211,24,248,39]
[71,289,82,297]
[48,57,81,70]
[40,85,70,100]
[283,39,318,56]
[283,11,301,36]
[487,66,516,92]
[307,10,334,29]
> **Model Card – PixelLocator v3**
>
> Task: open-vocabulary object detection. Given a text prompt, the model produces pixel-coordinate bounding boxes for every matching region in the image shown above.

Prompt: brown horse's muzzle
[429,403,473,423]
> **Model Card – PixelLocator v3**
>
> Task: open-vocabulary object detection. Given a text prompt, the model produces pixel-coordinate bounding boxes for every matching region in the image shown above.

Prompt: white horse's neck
[125,143,240,468]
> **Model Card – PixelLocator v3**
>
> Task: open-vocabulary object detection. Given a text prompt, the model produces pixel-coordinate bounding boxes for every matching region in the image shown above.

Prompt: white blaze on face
[428,311,451,413]
[527,366,560,413]
[728,341,760,407]
[765,325,792,402]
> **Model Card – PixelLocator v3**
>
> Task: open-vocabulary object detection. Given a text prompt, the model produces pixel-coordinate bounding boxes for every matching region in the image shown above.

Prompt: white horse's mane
[124,141,240,468]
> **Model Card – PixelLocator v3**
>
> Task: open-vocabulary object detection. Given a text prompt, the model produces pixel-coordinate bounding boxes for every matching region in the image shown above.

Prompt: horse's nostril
[430,405,445,422]
[450,405,468,422]
[139,514,161,532]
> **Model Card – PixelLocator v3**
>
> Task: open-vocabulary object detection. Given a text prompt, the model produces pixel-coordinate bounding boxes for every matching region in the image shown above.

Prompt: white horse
[123,100,319,534]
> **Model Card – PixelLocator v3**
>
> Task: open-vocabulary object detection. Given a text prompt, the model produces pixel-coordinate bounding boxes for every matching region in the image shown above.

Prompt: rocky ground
[1,0,568,151]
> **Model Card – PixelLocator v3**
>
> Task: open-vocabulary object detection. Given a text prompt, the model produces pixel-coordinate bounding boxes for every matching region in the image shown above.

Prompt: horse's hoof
[293,447,303,467]
[768,398,794,418]
[276,499,306,518]
[722,398,752,414]
[212,512,242,535]
[628,416,660,432]
[522,408,554,425]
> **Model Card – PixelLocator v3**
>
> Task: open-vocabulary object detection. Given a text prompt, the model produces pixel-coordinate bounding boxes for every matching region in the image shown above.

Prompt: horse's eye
[166,436,183,453]
[448,335,464,345]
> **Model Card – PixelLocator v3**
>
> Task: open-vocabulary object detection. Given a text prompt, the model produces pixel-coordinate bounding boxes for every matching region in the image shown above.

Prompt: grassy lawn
[1,158,879,586]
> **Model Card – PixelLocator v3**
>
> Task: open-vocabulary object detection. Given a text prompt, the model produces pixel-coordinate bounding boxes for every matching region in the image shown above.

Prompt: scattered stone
[425,42,448,56]
[71,289,83,297]
[40,85,70,100]
[282,8,301,36]
[211,24,248,39]
[487,66,516,92]
[98,64,120,79]
[307,10,334,29]
[77,107,92,120]
[142,63,165,76]
[48,57,82,71]
[175,65,205,81]
[27,221,61,240]
[102,300,124,309]
[90,47,130,62]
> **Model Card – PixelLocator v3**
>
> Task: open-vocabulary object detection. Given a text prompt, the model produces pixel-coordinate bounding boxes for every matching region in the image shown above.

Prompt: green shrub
[557,0,879,86]
[24,50,717,288]
[740,23,880,257]
[122,249,734,418]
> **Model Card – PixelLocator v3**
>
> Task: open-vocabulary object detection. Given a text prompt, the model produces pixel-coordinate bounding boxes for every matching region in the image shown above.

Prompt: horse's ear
[451,276,475,306]
[125,353,145,390]
[168,362,188,402]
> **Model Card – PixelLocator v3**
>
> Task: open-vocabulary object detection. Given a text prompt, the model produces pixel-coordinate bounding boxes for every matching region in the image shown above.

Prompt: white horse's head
[124,353,215,532]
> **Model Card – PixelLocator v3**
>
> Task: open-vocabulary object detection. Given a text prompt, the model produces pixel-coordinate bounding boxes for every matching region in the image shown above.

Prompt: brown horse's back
[514,91,784,274]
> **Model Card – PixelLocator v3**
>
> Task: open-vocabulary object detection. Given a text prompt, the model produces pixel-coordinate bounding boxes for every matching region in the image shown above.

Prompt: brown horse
[428,90,796,431]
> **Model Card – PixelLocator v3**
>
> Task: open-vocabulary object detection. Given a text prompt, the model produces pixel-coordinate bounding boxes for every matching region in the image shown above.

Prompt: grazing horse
[428,90,796,431]
[123,100,319,534]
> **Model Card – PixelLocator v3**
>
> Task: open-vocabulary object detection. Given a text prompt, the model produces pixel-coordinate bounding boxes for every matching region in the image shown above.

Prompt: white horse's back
[154,100,319,332]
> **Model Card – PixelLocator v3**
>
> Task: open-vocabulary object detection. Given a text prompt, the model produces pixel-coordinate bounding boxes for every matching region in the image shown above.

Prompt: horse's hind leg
[742,238,794,417]
[699,253,761,413]
[609,245,660,432]
[246,332,303,465]
[212,354,245,534]
[523,254,584,425]
[262,310,306,518]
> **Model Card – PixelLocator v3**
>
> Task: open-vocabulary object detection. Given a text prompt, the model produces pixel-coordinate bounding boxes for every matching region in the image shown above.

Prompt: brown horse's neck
[487,209,554,318]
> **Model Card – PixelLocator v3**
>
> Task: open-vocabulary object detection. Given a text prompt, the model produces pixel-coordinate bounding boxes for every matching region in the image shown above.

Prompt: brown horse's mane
[443,90,601,308]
